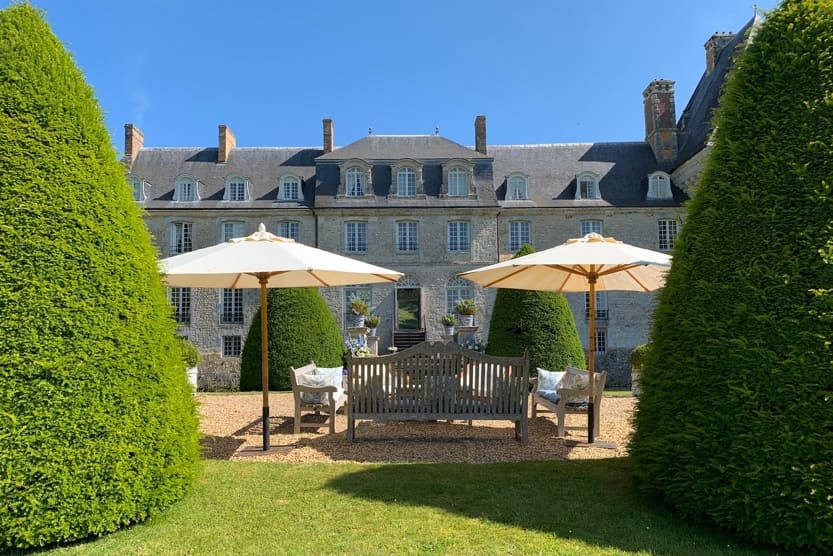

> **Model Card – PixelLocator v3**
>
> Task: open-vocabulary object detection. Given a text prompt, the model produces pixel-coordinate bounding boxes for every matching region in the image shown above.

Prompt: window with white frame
[222,335,242,357]
[448,221,470,252]
[448,167,468,196]
[221,221,244,242]
[345,222,367,253]
[585,291,609,320]
[593,327,607,353]
[509,221,530,252]
[647,172,672,199]
[446,277,474,313]
[129,175,145,202]
[658,219,678,251]
[346,167,365,197]
[169,222,193,255]
[278,221,299,240]
[580,219,603,237]
[507,176,528,200]
[397,167,416,197]
[344,286,371,325]
[220,288,243,323]
[169,287,191,324]
[174,176,197,201]
[224,177,247,201]
[279,175,302,201]
[396,221,418,252]
[576,174,599,200]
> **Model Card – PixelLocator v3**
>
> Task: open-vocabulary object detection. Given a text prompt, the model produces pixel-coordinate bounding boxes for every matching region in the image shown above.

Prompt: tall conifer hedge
[630,1,833,550]
[486,244,586,372]
[0,5,199,549]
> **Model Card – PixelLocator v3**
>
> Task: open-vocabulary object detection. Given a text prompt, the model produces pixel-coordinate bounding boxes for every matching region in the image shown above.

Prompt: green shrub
[0,5,199,550]
[630,1,833,550]
[179,336,202,367]
[240,287,344,391]
[628,343,650,369]
[486,244,586,372]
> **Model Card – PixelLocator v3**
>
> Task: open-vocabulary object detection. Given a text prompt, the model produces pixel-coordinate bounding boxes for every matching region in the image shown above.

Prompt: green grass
[31,458,780,555]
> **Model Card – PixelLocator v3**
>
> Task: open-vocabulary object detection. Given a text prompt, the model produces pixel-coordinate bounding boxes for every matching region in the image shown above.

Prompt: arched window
[647,172,672,199]
[576,173,599,200]
[279,175,302,201]
[346,167,365,196]
[397,167,416,197]
[224,176,248,201]
[507,175,528,200]
[174,175,198,201]
[448,168,468,196]
[446,277,474,313]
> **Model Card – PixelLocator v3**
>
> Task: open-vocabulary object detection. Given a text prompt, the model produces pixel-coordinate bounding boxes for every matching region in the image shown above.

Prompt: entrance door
[396,288,421,330]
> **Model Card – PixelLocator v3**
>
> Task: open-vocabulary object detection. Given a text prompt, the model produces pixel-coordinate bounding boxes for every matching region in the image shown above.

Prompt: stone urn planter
[454,299,477,328]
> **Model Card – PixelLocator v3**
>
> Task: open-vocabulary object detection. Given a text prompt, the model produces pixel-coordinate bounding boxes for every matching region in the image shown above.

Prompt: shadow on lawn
[324,458,780,555]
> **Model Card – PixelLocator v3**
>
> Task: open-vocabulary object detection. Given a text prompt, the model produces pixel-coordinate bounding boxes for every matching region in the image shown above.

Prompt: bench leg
[347,415,355,441]
[294,403,301,435]
[328,400,336,434]
[556,410,565,437]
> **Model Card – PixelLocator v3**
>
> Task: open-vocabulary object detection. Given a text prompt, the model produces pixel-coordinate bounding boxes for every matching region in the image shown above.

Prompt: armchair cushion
[559,368,590,405]
[536,368,566,391]
[536,389,561,404]
[299,366,344,405]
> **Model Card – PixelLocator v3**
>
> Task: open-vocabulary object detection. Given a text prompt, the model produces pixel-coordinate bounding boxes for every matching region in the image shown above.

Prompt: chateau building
[124,20,756,389]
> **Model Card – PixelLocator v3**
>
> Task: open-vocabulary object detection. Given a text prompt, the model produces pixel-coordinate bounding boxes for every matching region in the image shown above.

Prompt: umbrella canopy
[458,232,671,443]
[160,223,403,450]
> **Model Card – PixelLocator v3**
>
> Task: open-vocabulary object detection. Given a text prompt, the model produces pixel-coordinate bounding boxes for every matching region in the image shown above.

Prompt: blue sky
[13,1,778,154]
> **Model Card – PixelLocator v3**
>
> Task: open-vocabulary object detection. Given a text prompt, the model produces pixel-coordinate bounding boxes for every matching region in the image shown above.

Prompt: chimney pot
[475,115,487,155]
[642,80,678,164]
[123,123,144,165]
[323,118,334,153]
[218,124,236,164]
[705,32,735,74]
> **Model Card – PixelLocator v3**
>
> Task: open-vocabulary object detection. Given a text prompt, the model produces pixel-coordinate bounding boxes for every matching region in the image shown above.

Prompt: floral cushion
[560,367,590,405]
[536,368,566,391]
[299,366,343,405]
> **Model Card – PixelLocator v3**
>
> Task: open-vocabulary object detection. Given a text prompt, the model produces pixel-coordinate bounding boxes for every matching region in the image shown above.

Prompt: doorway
[396,288,421,330]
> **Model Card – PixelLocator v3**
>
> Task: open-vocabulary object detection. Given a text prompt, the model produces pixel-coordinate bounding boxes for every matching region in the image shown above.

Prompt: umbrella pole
[260,276,270,451]
[587,276,596,444]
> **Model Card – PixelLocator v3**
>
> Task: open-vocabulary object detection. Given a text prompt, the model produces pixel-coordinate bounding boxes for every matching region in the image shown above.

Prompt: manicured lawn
[39,458,779,555]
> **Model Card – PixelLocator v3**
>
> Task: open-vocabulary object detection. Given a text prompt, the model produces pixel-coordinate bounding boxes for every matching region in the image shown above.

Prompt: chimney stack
[705,32,735,75]
[643,80,678,164]
[123,123,144,165]
[218,124,236,164]
[323,118,334,153]
[475,115,487,154]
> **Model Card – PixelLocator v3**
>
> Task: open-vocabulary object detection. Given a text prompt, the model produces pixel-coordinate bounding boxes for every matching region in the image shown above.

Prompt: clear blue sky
[13,0,779,154]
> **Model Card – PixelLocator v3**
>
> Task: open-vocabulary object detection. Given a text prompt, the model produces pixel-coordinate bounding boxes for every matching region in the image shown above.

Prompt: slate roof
[317,135,491,161]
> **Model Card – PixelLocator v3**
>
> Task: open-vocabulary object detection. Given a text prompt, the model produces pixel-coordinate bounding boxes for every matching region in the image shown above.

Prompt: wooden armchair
[530,367,607,439]
[290,362,347,434]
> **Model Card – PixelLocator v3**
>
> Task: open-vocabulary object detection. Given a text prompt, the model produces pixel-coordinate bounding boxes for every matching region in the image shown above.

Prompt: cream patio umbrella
[458,232,671,444]
[160,223,403,450]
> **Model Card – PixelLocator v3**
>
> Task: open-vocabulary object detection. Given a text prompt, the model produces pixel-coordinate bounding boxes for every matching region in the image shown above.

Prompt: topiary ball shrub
[240,287,344,391]
[0,4,199,550]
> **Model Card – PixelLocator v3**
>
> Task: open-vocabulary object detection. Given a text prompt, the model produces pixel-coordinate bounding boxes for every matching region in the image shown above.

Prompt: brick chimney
[323,118,334,153]
[122,123,144,165]
[643,80,678,164]
[218,124,235,164]
[475,115,487,154]
[705,32,734,75]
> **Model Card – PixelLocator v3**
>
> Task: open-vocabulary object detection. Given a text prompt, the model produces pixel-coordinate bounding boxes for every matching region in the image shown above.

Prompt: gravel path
[197,392,635,463]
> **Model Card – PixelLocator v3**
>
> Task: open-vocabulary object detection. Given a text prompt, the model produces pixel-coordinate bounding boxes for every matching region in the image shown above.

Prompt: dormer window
[391,160,424,197]
[398,168,416,196]
[174,175,198,201]
[128,174,146,202]
[338,159,372,198]
[506,175,528,200]
[224,176,248,201]
[575,173,600,200]
[441,159,475,198]
[647,172,672,199]
[278,175,303,201]
[448,168,467,196]
[346,168,364,196]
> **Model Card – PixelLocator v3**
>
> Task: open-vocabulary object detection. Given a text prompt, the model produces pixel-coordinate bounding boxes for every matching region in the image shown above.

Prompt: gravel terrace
[197,392,635,463]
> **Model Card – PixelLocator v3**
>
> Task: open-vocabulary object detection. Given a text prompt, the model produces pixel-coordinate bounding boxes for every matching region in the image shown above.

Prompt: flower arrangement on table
[345,335,371,357]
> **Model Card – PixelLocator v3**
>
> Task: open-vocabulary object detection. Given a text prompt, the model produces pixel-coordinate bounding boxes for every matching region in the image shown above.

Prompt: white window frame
[346,167,365,197]
[509,221,530,252]
[448,167,468,197]
[222,335,242,357]
[278,221,300,240]
[174,175,198,202]
[593,327,607,353]
[647,172,672,200]
[169,222,193,256]
[396,221,418,252]
[507,175,528,200]
[580,219,603,237]
[585,291,609,320]
[169,287,191,324]
[576,173,600,200]
[279,175,303,201]
[220,221,244,242]
[446,277,474,314]
[397,167,417,197]
[345,222,367,253]
[220,288,243,324]
[658,219,678,251]
[224,176,248,201]
[448,221,470,253]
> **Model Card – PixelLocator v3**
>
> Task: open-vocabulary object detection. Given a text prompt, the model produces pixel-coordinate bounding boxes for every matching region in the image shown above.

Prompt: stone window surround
[447,220,471,253]
[395,220,419,252]
[220,219,245,242]
[390,159,425,197]
[580,219,603,237]
[219,288,244,324]
[344,220,368,253]
[505,173,529,200]
[337,159,373,198]
[277,220,300,240]
[127,173,147,202]
[277,173,304,202]
[168,220,194,256]
[575,171,601,200]
[508,220,531,252]
[440,158,476,198]
[647,171,673,200]
[173,173,200,202]
[223,175,250,201]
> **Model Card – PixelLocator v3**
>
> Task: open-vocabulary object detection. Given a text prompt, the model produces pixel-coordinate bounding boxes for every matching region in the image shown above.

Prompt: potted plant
[629,343,650,396]
[178,336,202,392]
[441,313,457,335]
[364,314,380,336]
[348,297,369,327]
[454,298,477,327]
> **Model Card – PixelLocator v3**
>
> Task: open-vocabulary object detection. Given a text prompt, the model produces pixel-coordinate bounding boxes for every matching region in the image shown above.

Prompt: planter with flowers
[441,313,457,335]
[454,299,477,327]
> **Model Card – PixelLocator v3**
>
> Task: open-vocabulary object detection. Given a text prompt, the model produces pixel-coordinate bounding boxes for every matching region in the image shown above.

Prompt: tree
[630,1,833,550]
[486,244,586,372]
[0,5,199,550]
[240,287,345,391]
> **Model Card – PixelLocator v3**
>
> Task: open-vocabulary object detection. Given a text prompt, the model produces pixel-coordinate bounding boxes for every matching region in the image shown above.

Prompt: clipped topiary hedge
[240,287,345,391]
[0,4,199,550]
[486,244,586,372]
[630,1,833,550]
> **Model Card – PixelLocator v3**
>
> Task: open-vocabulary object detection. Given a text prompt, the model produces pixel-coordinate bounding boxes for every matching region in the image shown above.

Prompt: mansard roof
[317,134,491,161]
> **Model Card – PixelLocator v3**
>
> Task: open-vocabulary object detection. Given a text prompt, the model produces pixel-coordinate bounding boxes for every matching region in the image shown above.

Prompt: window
[446,277,474,313]
[174,176,197,201]
[448,221,470,252]
[576,174,599,200]
[221,221,244,242]
[593,327,607,353]
[224,177,247,201]
[585,291,609,320]
[397,168,416,197]
[658,219,678,251]
[222,336,242,357]
[129,175,145,202]
[345,222,367,253]
[396,222,418,252]
[509,221,530,252]
[278,221,299,240]
[448,168,468,196]
[346,167,365,197]
[169,222,193,255]
[648,172,672,199]
[220,289,243,323]
[279,176,302,201]
[169,288,191,324]
[507,176,528,200]
[344,286,371,326]
[580,220,603,237]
